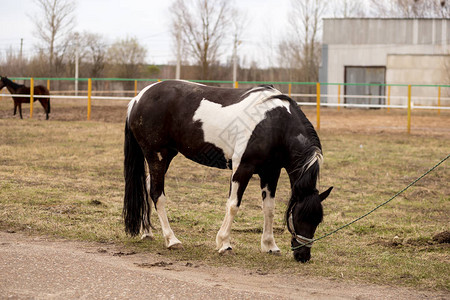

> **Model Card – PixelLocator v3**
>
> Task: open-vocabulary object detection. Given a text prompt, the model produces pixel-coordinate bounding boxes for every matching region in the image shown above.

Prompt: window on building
[344,66,386,106]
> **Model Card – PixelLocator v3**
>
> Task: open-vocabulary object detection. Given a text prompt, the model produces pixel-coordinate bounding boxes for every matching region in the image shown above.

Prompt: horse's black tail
[123,119,151,236]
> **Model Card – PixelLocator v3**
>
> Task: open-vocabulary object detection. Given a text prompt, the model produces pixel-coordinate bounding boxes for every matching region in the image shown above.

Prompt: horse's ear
[319,186,333,202]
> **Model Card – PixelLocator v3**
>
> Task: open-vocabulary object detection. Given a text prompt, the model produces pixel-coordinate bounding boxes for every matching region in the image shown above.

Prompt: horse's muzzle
[293,248,311,263]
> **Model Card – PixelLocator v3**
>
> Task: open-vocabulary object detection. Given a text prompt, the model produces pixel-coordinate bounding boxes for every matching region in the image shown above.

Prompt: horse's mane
[284,157,323,227]
[284,136,324,227]
[240,85,277,99]
[267,94,296,105]
[1,77,24,90]
[290,142,322,190]
[267,93,323,195]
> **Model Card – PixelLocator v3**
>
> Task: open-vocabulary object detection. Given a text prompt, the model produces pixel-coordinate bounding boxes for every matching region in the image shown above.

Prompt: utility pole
[232,36,241,87]
[19,38,23,61]
[74,33,79,96]
[176,26,181,80]
[19,38,23,73]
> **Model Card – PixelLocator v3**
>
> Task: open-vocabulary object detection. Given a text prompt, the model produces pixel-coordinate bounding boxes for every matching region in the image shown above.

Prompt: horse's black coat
[123,80,332,262]
[188,143,230,169]
[0,76,51,119]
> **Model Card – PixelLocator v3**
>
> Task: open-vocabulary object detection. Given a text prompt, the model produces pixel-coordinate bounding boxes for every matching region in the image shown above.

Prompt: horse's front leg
[18,103,23,119]
[216,163,253,254]
[260,168,281,254]
[260,186,281,254]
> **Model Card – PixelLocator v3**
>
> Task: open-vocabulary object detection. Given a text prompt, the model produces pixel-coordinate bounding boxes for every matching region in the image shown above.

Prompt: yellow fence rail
[30,78,34,119]
[316,82,321,130]
[87,78,92,121]
[1,78,448,134]
[407,85,412,134]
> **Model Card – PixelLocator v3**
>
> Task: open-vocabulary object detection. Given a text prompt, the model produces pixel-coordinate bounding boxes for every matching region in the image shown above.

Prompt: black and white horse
[123,80,332,262]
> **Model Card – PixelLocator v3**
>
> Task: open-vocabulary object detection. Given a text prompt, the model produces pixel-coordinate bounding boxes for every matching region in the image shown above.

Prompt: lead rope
[291,154,450,251]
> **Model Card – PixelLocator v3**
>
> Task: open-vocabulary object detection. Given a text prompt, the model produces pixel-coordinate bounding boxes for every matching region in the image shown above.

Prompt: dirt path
[0,231,447,299]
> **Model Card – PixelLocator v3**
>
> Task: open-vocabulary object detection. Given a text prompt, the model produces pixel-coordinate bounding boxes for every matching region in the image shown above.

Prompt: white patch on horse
[155,193,182,249]
[193,89,291,160]
[141,174,154,240]
[177,79,206,86]
[157,152,163,161]
[140,224,154,240]
[127,81,162,119]
[216,181,240,253]
[261,186,280,253]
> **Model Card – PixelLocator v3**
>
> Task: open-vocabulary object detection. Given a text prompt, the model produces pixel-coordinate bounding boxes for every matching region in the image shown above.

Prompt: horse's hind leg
[18,103,23,119]
[39,99,49,120]
[140,173,154,240]
[147,149,182,249]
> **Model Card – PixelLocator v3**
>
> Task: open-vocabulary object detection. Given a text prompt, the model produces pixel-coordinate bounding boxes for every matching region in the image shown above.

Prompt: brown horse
[0,76,51,120]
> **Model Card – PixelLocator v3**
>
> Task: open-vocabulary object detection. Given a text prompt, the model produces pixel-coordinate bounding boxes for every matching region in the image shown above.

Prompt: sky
[0,0,293,67]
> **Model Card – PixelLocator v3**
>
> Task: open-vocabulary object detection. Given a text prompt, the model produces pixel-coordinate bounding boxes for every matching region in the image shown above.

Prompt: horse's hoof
[219,247,234,256]
[168,242,184,250]
[141,234,154,241]
[268,250,281,256]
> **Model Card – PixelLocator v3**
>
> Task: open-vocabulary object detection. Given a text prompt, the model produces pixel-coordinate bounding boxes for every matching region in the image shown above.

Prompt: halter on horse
[123,80,332,262]
[0,76,51,120]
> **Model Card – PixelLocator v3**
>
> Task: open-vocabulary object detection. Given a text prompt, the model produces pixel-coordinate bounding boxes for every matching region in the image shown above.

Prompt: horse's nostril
[294,251,311,263]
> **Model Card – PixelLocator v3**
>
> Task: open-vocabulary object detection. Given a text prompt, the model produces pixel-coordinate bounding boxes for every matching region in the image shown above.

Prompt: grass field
[0,98,449,291]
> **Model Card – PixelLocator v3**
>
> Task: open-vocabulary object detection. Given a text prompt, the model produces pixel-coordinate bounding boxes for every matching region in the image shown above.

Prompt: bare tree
[170,0,232,80]
[63,32,84,80]
[83,33,107,78]
[0,47,27,76]
[370,0,450,18]
[330,0,367,18]
[259,21,279,79]
[31,0,76,76]
[230,8,248,82]
[107,36,147,88]
[61,32,106,80]
[439,0,450,17]
[27,50,49,77]
[279,0,327,89]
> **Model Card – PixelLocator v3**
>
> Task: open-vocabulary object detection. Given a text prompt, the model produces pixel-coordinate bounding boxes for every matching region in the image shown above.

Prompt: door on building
[344,66,386,106]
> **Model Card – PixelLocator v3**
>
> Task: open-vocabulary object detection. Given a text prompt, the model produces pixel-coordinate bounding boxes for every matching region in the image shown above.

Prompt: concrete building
[319,18,449,106]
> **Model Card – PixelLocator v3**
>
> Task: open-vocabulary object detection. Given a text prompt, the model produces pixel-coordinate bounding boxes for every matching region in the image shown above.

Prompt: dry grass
[0,97,449,291]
